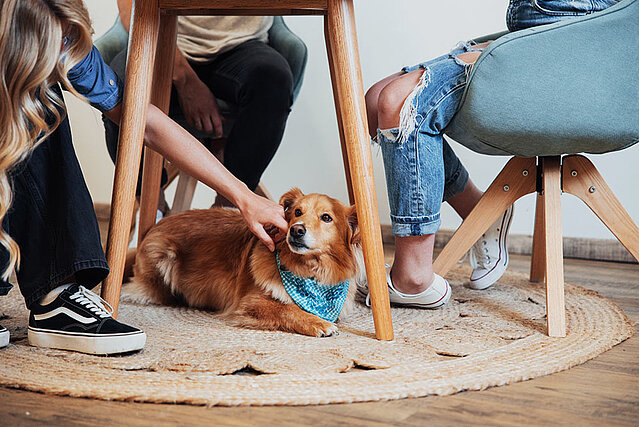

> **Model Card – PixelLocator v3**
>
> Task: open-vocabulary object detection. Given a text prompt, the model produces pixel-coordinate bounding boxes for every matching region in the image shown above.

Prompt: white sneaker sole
[0,329,9,348]
[391,282,452,308]
[28,327,146,355]
[469,206,513,290]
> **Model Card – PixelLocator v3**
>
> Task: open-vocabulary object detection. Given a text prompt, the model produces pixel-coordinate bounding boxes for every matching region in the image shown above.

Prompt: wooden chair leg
[138,14,178,246]
[255,181,273,201]
[324,18,355,205]
[171,171,198,214]
[325,0,392,340]
[530,192,546,283]
[540,156,566,337]
[434,157,537,277]
[562,155,639,263]
[102,0,160,316]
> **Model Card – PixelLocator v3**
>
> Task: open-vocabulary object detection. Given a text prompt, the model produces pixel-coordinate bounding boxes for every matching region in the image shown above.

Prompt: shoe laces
[470,229,499,270]
[69,286,114,319]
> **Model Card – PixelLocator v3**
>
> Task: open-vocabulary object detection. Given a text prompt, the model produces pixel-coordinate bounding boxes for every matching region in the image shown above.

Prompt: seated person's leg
[1,114,145,355]
[191,40,294,201]
[365,43,511,305]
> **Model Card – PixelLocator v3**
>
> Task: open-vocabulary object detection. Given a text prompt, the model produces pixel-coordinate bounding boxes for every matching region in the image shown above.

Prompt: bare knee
[377,71,423,129]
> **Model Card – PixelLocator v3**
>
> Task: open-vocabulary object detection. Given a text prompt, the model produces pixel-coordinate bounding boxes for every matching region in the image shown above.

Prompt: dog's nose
[291,224,306,238]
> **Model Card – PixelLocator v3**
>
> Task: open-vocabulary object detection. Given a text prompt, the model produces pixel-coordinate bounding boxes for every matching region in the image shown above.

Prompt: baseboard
[382,225,637,264]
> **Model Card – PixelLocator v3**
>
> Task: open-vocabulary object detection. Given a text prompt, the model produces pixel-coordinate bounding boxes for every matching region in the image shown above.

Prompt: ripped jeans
[379,0,621,238]
[378,42,478,237]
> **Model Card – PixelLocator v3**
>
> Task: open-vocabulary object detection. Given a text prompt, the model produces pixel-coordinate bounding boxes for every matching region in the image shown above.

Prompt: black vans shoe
[0,324,8,348]
[28,284,146,355]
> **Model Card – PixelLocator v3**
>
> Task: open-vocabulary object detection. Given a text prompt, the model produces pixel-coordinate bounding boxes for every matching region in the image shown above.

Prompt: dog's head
[279,188,359,256]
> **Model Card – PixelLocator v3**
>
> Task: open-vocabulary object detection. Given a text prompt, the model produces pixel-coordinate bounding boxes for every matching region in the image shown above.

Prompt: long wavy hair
[0,0,93,280]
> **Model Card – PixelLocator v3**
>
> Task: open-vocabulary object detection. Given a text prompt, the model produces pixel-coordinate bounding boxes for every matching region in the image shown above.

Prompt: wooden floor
[2,249,638,426]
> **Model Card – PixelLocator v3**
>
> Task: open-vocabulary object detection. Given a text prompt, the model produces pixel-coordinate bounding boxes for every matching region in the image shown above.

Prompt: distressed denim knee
[379,43,476,237]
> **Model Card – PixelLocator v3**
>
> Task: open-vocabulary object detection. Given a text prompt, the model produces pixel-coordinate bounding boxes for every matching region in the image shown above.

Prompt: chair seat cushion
[446,0,639,157]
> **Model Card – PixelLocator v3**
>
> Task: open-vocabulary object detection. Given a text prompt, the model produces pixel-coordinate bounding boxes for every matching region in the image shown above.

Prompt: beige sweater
[176,16,273,63]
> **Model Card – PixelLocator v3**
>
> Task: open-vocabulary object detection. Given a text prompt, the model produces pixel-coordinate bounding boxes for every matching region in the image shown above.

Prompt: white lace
[69,286,113,319]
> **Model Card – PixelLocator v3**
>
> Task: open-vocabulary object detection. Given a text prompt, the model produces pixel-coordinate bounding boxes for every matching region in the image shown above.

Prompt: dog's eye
[294,209,302,217]
[321,214,333,223]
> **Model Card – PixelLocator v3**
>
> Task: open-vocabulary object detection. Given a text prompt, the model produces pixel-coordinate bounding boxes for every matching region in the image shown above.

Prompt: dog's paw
[311,320,338,338]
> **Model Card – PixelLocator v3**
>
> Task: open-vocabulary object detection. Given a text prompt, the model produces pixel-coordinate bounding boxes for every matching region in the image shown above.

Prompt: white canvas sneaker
[359,270,451,309]
[0,324,9,348]
[469,205,514,290]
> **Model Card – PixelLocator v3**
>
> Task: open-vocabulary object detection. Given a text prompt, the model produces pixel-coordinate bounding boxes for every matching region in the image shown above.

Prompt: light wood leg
[171,171,198,214]
[102,0,160,315]
[563,155,639,263]
[255,181,273,201]
[530,191,546,283]
[541,156,566,337]
[325,0,392,340]
[324,18,355,205]
[138,14,178,245]
[434,157,537,277]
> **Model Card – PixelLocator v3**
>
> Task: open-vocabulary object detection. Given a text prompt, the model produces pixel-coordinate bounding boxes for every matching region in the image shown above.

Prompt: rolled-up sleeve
[67,45,123,112]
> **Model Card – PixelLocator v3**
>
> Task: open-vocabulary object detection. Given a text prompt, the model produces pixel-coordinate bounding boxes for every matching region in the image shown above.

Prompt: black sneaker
[28,284,146,355]
[0,324,8,348]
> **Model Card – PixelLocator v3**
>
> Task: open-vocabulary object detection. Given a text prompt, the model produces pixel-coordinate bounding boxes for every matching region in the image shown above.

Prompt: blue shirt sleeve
[67,45,123,112]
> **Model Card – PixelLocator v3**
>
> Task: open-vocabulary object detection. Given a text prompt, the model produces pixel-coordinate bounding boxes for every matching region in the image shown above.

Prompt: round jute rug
[0,265,633,406]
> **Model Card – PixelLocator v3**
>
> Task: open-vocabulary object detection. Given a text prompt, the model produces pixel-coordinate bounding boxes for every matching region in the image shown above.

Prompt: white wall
[74,0,638,240]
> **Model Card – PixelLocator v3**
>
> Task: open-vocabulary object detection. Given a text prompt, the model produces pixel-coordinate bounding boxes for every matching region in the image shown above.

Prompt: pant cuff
[23,259,110,309]
[391,216,441,237]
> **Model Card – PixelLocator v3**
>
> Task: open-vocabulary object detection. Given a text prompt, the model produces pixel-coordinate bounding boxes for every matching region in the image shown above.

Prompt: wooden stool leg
[563,155,639,263]
[171,171,198,215]
[102,0,160,315]
[324,19,354,205]
[530,192,546,283]
[434,157,537,277]
[138,15,178,245]
[325,0,392,340]
[541,156,566,337]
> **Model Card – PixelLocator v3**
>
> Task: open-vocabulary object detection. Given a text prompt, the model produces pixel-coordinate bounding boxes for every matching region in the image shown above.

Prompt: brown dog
[125,188,364,337]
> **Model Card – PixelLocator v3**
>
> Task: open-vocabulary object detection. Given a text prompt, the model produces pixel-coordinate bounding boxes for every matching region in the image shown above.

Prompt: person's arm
[117,0,224,136]
[103,103,287,251]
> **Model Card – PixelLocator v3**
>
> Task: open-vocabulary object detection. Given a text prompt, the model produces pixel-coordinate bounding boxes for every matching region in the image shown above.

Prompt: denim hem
[23,259,110,309]
[443,162,470,201]
[391,217,441,237]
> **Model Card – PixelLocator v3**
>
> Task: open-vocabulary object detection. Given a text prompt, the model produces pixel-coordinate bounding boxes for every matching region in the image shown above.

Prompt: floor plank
[2,250,637,426]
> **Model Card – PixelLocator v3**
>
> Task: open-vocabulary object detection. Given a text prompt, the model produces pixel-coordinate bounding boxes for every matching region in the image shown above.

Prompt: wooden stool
[101,0,394,340]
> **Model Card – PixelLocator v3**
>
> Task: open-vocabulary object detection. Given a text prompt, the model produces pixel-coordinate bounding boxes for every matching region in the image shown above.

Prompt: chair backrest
[446,0,639,157]
[94,16,308,103]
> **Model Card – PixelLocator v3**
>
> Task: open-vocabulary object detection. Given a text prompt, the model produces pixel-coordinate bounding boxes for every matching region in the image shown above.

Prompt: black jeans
[0,100,109,309]
[104,39,294,193]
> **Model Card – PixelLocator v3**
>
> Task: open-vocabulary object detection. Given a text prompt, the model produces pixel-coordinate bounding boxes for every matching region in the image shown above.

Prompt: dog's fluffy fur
[125,188,364,337]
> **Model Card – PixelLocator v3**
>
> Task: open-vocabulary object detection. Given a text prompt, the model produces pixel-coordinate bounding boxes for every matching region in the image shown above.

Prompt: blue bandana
[276,251,349,322]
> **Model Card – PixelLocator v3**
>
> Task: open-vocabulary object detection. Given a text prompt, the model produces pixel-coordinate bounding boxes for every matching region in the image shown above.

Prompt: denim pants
[0,99,109,308]
[379,0,619,237]
[104,39,294,193]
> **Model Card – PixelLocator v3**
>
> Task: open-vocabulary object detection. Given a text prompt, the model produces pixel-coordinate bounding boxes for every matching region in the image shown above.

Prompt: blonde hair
[0,0,93,280]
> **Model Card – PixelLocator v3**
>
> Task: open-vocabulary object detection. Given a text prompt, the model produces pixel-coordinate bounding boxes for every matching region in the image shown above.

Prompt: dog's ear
[279,188,304,218]
[347,205,360,245]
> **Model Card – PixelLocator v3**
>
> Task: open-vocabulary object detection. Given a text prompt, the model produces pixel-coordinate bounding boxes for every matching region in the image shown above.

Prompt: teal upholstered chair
[434,0,639,337]
[95,16,308,209]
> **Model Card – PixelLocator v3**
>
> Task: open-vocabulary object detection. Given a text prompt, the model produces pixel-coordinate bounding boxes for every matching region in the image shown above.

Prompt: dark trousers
[0,103,109,309]
[104,39,294,193]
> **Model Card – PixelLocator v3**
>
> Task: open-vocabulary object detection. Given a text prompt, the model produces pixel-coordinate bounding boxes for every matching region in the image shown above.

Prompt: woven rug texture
[0,264,633,406]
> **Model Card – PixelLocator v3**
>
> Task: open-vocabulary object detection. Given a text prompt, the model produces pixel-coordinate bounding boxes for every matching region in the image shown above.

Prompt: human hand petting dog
[236,192,287,252]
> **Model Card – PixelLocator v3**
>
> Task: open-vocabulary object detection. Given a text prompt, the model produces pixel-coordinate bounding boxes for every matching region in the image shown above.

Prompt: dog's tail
[123,248,137,283]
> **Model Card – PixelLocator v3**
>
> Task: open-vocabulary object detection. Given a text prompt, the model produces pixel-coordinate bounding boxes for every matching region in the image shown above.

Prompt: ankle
[390,269,435,295]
